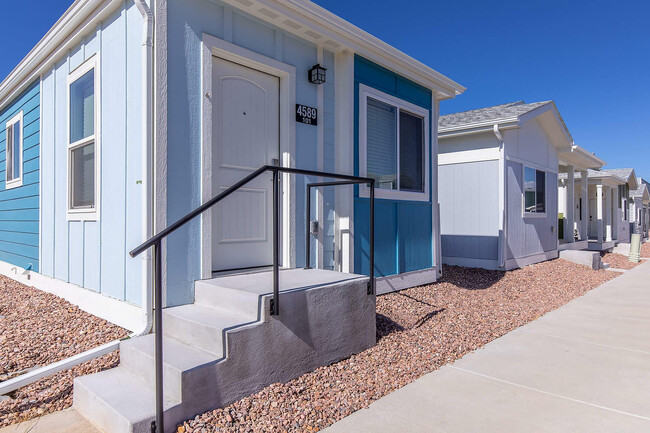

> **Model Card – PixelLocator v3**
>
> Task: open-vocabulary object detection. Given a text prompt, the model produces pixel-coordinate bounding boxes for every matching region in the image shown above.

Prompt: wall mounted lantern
[308,64,327,84]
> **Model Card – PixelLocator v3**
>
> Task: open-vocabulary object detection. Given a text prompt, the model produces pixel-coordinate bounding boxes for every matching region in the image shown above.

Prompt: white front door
[212,56,280,271]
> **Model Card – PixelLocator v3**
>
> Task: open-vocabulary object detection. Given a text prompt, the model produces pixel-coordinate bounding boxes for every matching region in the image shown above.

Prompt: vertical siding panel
[69,221,84,286]
[84,221,101,291]
[99,5,127,300]
[54,60,69,280]
[41,72,55,276]
[125,2,143,305]
[69,43,84,72]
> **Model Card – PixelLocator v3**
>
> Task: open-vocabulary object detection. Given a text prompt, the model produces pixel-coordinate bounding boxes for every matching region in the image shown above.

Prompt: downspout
[0,2,154,398]
[134,0,154,337]
[494,124,507,269]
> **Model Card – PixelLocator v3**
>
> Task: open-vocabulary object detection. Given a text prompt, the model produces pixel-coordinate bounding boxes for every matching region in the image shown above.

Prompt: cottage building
[0,0,464,431]
[438,101,572,270]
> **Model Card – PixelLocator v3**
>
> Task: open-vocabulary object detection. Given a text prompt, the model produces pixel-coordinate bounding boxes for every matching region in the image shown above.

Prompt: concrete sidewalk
[324,261,650,433]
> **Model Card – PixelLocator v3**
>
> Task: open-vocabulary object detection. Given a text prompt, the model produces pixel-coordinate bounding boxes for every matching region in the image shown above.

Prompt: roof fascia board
[572,145,606,167]
[518,102,574,147]
[0,0,123,112]
[219,0,464,98]
[439,119,519,135]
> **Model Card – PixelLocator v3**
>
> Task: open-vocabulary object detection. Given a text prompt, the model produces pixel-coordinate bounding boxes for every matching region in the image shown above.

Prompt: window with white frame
[359,85,429,201]
[5,112,23,189]
[524,166,546,214]
[67,56,99,219]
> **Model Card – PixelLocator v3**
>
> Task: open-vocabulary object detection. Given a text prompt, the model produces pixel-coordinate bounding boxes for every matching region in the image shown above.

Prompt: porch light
[308,64,327,84]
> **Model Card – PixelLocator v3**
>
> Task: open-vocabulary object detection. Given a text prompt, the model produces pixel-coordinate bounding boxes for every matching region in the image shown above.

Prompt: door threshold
[211,265,278,278]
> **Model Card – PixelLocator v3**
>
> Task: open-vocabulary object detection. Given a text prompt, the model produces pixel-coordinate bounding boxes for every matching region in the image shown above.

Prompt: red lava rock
[0,275,128,427]
[176,259,619,433]
[600,252,640,270]
[641,242,650,258]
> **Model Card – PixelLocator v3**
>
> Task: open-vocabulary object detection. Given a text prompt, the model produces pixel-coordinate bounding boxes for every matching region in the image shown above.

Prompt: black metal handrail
[129,164,375,433]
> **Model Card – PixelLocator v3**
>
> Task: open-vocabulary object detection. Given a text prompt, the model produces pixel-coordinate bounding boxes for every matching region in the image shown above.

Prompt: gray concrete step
[120,334,220,402]
[74,367,180,433]
[194,279,261,318]
[162,304,256,355]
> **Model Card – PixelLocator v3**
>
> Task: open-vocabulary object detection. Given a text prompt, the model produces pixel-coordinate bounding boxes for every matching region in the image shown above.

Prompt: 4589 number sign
[296,104,318,126]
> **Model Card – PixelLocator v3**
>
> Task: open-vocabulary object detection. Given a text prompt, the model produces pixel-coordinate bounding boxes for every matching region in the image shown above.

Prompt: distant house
[631,177,650,238]
[438,101,572,270]
[601,168,638,244]
[560,169,627,251]
[557,145,606,251]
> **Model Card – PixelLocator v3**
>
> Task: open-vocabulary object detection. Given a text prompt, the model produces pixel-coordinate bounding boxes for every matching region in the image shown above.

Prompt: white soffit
[220,0,465,99]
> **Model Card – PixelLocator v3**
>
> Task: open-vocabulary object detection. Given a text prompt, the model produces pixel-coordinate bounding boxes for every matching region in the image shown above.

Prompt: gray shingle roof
[439,101,552,129]
[602,168,634,182]
[558,169,626,182]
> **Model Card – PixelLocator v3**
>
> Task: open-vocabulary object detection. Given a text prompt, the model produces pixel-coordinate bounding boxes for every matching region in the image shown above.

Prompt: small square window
[360,85,429,202]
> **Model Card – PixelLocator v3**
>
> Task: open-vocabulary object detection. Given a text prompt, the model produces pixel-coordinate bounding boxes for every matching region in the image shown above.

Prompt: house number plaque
[296,104,318,126]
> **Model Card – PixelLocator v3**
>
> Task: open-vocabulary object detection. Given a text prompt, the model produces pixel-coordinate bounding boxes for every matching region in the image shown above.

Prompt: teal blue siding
[0,81,40,271]
[354,56,433,277]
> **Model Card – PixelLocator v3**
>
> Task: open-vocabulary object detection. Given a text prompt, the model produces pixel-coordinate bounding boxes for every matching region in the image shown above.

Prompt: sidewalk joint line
[517,329,650,355]
[449,366,650,421]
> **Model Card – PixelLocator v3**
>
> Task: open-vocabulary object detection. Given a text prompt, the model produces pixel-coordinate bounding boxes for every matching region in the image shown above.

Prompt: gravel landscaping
[0,275,129,427]
[642,241,650,258]
[600,252,641,270]
[177,259,620,433]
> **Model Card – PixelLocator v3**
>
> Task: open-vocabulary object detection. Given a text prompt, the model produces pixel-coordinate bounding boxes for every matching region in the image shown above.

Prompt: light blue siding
[166,0,334,306]
[40,0,143,304]
[0,81,40,271]
[506,160,559,259]
[439,160,500,261]
[354,56,433,277]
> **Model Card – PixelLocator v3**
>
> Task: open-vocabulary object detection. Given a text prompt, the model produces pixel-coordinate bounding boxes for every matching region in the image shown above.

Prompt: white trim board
[375,267,439,295]
[200,34,297,279]
[0,260,142,332]
[438,147,500,166]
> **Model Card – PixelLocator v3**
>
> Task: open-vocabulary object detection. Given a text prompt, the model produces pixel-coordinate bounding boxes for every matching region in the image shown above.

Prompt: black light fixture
[308,64,327,84]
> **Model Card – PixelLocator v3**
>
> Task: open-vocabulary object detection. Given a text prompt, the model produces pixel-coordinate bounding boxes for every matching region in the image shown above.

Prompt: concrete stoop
[73,269,375,433]
[559,250,602,270]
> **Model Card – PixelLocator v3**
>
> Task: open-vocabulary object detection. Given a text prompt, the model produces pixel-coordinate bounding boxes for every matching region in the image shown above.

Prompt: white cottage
[631,177,650,238]
[0,0,465,431]
[438,101,572,270]
[557,145,606,250]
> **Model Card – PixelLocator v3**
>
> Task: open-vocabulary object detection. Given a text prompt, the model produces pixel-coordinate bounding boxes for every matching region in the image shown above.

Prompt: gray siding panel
[506,161,558,259]
[439,160,500,260]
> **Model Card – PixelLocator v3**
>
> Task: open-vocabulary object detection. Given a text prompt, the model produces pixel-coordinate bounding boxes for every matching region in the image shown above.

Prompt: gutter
[134,0,154,338]
[1,1,154,398]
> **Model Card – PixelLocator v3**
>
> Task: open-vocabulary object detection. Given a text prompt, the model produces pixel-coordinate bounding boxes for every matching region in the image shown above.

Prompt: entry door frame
[201,33,296,279]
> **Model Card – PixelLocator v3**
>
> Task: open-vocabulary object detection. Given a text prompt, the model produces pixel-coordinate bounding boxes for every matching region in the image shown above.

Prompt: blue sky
[1,0,649,178]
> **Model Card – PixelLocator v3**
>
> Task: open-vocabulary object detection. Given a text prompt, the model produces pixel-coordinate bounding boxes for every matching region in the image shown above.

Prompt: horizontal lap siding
[40,0,143,304]
[0,81,40,271]
[354,56,433,277]
[506,160,558,259]
[439,160,500,260]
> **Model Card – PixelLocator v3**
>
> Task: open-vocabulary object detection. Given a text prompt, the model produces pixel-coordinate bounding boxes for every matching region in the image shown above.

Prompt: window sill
[67,210,99,222]
[359,184,429,202]
[523,212,547,219]
[5,179,23,190]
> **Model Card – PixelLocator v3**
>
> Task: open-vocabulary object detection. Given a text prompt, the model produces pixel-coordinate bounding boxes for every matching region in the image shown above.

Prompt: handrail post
[305,185,311,269]
[271,168,280,315]
[153,241,164,433]
[369,181,375,295]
